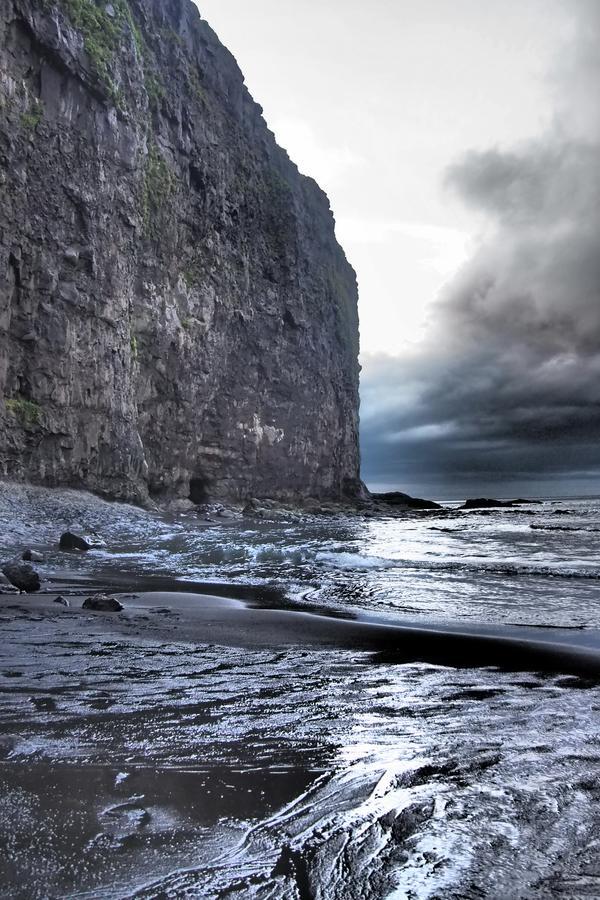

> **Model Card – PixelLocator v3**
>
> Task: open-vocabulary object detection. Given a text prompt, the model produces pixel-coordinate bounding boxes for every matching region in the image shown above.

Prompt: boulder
[82,594,124,612]
[22,549,43,562]
[53,595,70,607]
[59,531,91,551]
[1,563,41,592]
[0,572,19,593]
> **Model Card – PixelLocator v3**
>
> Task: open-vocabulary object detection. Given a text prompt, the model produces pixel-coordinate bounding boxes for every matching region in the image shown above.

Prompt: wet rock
[216,506,242,520]
[243,497,296,519]
[22,549,43,562]
[243,502,263,517]
[1,563,41,592]
[197,502,242,520]
[82,594,124,612]
[164,498,196,513]
[244,506,268,519]
[53,595,70,607]
[0,572,19,593]
[59,531,91,551]
[29,696,57,711]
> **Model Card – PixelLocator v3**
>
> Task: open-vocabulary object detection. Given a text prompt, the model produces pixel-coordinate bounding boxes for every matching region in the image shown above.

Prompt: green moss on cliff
[188,67,208,105]
[181,257,203,288]
[21,99,44,130]
[144,71,165,107]
[182,268,196,288]
[160,25,184,49]
[5,397,42,425]
[58,0,141,99]
[142,143,174,237]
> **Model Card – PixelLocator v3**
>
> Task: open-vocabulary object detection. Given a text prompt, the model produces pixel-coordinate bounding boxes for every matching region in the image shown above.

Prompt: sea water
[0,485,599,898]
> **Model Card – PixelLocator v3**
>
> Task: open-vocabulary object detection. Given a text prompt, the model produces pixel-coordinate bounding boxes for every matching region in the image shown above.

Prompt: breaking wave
[315,550,600,581]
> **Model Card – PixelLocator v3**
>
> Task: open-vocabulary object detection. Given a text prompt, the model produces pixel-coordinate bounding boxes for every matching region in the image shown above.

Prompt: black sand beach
[5,584,600,676]
[2,487,600,898]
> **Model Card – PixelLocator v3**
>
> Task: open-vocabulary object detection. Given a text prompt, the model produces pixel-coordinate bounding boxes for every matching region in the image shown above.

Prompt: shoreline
[0,476,561,525]
[5,582,600,678]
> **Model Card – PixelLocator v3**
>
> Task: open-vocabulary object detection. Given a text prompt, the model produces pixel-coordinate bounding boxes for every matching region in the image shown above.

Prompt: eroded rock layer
[0,0,360,503]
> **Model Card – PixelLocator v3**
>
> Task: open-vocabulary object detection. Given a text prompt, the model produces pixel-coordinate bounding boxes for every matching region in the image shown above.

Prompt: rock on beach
[59,532,91,551]
[1,563,41,592]
[22,549,44,562]
[82,594,124,612]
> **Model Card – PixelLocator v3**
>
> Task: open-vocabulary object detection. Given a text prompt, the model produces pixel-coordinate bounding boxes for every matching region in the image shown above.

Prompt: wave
[316,551,400,571]
[315,550,600,580]
[530,524,600,533]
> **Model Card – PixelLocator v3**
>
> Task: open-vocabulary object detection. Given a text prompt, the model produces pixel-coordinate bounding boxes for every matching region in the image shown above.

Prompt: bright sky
[195,0,569,355]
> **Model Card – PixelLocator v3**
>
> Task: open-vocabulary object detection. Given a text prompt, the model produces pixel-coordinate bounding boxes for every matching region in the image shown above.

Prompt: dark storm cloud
[361,3,600,495]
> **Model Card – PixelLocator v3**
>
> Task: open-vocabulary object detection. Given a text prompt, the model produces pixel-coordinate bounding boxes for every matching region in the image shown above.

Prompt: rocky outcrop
[372,491,442,511]
[0,0,360,504]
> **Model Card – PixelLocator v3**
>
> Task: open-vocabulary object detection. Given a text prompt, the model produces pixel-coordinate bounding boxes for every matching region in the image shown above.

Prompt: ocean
[1,484,599,898]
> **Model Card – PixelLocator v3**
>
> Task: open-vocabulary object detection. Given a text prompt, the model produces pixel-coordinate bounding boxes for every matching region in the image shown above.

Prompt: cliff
[0,0,361,504]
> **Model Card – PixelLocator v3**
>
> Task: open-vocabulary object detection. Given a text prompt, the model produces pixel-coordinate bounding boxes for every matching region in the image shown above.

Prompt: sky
[197,0,599,499]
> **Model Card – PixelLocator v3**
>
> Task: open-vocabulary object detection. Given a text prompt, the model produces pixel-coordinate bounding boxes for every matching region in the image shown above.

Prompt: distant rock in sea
[460,498,538,510]
[372,492,442,510]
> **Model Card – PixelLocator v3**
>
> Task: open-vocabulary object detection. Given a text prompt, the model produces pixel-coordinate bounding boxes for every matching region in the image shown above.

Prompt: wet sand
[3,583,600,898]
[6,586,600,677]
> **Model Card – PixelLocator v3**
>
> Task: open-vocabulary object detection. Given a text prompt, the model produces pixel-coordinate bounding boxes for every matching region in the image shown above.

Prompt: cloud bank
[361,1,600,497]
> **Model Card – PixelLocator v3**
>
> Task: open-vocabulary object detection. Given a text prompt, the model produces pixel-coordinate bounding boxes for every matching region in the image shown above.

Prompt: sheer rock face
[0,0,360,503]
